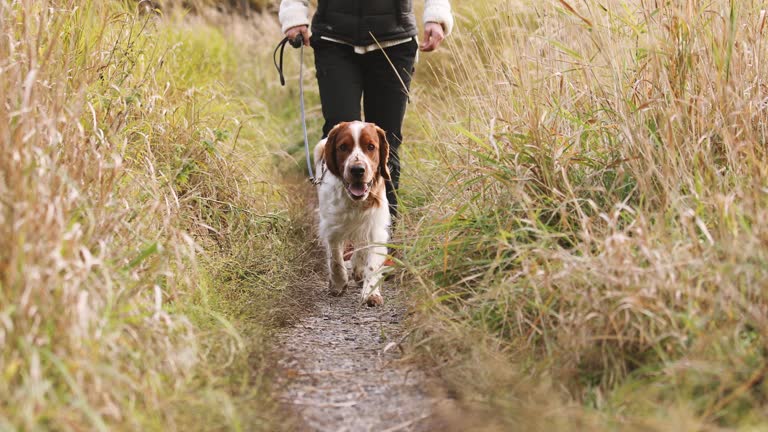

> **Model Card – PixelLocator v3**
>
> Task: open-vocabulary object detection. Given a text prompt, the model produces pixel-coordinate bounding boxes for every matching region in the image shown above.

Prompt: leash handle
[273,34,304,86]
[289,34,304,48]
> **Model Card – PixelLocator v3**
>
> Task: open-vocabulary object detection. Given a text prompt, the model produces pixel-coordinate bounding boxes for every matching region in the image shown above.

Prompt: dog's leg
[361,229,388,307]
[327,239,348,296]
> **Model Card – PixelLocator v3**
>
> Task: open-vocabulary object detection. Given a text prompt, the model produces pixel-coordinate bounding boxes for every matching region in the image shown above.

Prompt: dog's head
[323,121,391,202]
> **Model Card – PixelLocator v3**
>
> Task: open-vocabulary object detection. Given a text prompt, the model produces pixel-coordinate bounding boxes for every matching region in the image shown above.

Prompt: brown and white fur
[314,121,391,307]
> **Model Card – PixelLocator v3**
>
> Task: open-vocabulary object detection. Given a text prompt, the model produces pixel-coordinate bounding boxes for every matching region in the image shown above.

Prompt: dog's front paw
[364,293,384,307]
[328,280,348,297]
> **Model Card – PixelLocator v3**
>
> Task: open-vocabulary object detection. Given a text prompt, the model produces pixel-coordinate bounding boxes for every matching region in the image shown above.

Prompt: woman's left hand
[420,22,445,52]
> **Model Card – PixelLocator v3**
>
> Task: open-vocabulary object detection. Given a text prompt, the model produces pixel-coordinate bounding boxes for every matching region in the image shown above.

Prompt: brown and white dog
[314,121,391,307]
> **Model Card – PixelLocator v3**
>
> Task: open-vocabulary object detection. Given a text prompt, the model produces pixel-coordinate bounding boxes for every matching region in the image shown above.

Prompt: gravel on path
[278,271,436,432]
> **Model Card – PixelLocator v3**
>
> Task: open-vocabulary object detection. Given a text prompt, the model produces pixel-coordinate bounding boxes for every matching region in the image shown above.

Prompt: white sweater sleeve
[279,0,310,34]
[424,0,454,35]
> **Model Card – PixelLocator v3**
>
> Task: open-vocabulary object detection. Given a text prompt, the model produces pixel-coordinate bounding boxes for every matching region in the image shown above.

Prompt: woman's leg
[312,39,365,138]
[361,39,418,218]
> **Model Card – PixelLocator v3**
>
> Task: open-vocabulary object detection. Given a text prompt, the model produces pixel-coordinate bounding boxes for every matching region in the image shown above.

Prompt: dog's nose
[350,165,365,178]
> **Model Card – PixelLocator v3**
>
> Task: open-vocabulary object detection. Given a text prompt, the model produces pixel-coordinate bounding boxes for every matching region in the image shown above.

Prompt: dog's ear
[375,126,391,181]
[324,123,345,177]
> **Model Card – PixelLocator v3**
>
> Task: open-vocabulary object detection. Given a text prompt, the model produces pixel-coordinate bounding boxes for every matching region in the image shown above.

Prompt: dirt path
[277,267,436,432]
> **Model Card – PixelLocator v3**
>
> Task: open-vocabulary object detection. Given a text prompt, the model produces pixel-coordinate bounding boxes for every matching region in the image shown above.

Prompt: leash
[274,34,322,185]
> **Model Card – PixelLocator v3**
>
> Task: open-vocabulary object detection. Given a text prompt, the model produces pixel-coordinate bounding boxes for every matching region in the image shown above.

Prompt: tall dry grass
[139,0,274,14]
[0,1,305,429]
[400,0,768,429]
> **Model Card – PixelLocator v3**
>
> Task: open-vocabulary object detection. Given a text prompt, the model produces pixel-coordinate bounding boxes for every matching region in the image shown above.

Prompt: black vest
[312,0,417,46]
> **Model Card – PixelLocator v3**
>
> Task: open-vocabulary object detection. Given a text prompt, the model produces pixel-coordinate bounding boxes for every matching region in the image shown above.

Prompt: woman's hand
[285,25,310,46]
[420,22,445,52]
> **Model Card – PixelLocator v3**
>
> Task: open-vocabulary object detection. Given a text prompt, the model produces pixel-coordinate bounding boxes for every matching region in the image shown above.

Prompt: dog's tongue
[348,183,367,197]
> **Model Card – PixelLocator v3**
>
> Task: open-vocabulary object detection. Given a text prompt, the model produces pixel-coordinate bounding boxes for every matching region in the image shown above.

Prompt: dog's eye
[367,144,375,151]
[339,144,349,152]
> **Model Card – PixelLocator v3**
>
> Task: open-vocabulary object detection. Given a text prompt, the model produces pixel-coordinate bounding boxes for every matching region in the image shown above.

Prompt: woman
[279,0,453,218]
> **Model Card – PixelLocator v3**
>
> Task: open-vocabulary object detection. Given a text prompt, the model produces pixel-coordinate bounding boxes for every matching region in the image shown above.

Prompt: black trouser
[312,37,417,218]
